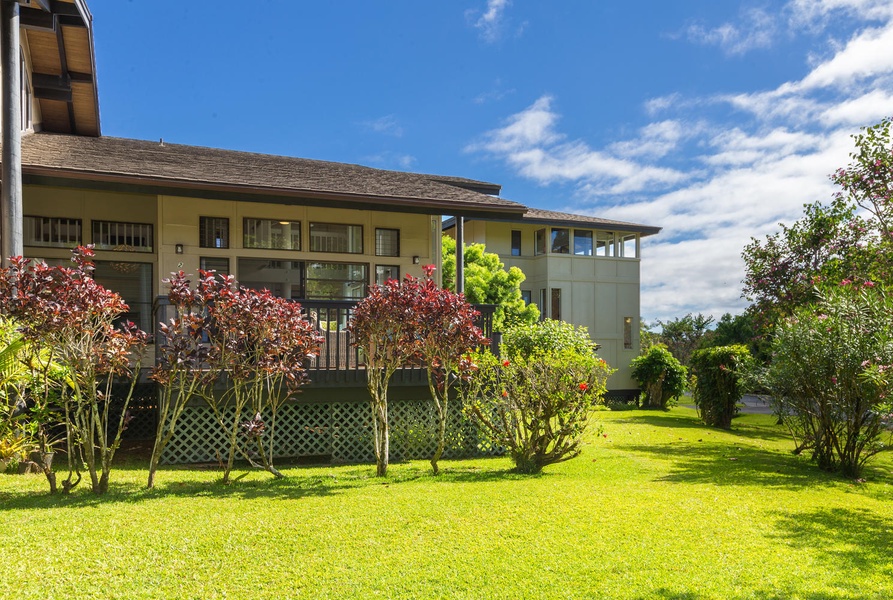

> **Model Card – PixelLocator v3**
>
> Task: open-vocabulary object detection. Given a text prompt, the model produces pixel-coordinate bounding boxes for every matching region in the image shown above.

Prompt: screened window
[92,221,153,252]
[243,218,300,250]
[574,230,593,256]
[551,288,561,320]
[23,216,81,248]
[535,229,547,256]
[596,231,615,257]
[200,256,230,275]
[375,228,399,257]
[200,217,229,249]
[511,230,522,256]
[375,265,400,285]
[551,228,570,254]
[238,258,304,300]
[310,223,363,254]
[92,261,154,333]
[305,262,368,300]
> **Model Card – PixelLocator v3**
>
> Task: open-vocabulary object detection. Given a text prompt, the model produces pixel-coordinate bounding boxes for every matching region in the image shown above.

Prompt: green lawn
[2,407,891,600]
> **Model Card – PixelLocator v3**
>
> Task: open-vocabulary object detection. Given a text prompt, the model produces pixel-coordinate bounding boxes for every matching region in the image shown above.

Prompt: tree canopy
[441,235,539,331]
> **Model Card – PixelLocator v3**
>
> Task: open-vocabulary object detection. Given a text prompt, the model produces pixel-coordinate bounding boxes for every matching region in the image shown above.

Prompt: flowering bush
[689,345,752,429]
[764,286,893,477]
[463,321,614,474]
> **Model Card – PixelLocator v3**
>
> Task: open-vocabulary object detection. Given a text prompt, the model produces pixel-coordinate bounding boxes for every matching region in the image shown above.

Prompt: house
[445,209,661,396]
[1,1,660,463]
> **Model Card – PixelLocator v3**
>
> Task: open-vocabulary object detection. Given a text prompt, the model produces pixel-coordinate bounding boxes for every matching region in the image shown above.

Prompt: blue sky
[87,0,893,322]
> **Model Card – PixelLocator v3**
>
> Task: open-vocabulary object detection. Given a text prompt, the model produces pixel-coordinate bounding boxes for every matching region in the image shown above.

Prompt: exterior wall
[456,219,642,391]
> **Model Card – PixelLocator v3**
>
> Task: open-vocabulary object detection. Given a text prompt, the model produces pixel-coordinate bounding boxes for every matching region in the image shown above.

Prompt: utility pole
[1,0,22,266]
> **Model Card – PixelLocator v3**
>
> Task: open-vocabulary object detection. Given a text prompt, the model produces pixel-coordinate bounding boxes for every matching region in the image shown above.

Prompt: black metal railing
[154,296,496,387]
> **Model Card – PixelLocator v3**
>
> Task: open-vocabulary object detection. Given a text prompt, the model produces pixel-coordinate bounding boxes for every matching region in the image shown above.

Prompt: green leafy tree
[442,236,539,331]
[630,345,687,409]
[657,313,714,366]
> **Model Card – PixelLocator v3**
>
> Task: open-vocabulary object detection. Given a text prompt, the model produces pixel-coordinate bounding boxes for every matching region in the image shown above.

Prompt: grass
[2,407,892,600]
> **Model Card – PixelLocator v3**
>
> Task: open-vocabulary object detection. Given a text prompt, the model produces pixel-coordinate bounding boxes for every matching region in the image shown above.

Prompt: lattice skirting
[160,398,500,465]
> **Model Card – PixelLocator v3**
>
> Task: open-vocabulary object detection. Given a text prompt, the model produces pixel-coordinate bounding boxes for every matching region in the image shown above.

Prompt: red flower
[501,390,508,398]
[578,382,588,391]
[502,360,511,367]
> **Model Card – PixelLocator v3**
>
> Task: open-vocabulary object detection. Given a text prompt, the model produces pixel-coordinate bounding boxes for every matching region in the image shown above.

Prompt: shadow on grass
[765,507,893,597]
[619,440,849,489]
[610,410,794,443]
[0,458,528,511]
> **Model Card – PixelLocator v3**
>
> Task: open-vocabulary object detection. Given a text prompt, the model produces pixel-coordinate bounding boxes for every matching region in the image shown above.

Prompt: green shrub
[502,319,596,359]
[765,286,893,477]
[690,345,751,429]
[630,345,687,409]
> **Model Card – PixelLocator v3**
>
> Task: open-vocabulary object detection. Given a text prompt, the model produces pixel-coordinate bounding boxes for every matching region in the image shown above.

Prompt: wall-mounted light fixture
[175,243,184,255]
[412,255,420,265]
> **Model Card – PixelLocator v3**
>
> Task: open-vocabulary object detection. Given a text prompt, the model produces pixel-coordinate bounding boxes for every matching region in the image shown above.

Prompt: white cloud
[362,115,404,137]
[683,7,778,56]
[363,151,417,170]
[467,0,512,43]
[466,2,893,321]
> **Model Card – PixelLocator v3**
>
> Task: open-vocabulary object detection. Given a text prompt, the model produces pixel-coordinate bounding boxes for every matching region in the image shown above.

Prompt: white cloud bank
[468,1,893,321]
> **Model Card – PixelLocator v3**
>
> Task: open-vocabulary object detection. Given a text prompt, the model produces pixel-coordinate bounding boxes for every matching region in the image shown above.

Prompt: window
[551,288,561,321]
[375,265,400,285]
[521,290,531,304]
[200,217,229,249]
[238,258,304,300]
[305,262,368,300]
[375,228,399,257]
[574,230,593,256]
[243,218,300,250]
[23,216,81,248]
[624,317,634,350]
[92,261,154,333]
[20,54,32,132]
[511,230,522,256]
[621,234,638,258]
[200,256,230,274]
[535,229,547,255]
[551,228,570,254]
[92,221,153,252]
[596,231,615,257]
[310,223,363,254]
[540,289,547,319]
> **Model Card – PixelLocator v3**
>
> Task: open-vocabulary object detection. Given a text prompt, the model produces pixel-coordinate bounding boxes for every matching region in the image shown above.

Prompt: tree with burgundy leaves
[348,277,419,477]
[0,247,148,495]
[192,273,322,484]
[413,265,486,475]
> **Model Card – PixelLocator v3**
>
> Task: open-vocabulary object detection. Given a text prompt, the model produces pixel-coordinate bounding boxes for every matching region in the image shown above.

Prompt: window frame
[310,222,364,254]
[511,230,522,256]
[23,215,82,248]
[199,216,230,249]
[243,217,301,251]
[573,230,593,256]
[92,220,154,253]
[374,228,400,257]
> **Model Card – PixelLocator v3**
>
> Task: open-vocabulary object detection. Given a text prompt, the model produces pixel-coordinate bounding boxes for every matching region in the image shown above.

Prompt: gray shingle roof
[520,208,661,235]
[20,133,522,215]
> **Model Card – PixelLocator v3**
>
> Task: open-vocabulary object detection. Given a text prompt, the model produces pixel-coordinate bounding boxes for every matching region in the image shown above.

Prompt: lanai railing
[154,297,497,388]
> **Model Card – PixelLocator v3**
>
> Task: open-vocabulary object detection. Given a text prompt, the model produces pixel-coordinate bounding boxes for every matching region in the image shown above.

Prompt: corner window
[200,217,230,249]
[243,218,300,250]
[375,228,400,257]
[535,229,547,256]
[621,234,638,258]
[574,230,593,256]
[23,216,82,248]
[375,265,400,285]
[511,230,522,256]
[310,223,363,254]
[93,221,153,252]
